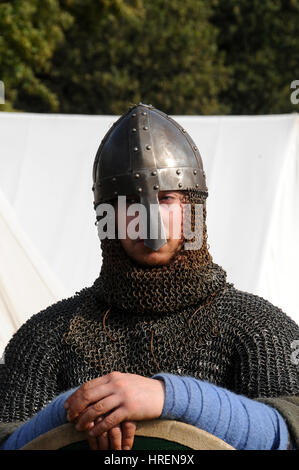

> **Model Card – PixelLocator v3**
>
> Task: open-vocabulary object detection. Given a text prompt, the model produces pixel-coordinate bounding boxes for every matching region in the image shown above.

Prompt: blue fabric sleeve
[152,373,289,450]
[1,387,78,450]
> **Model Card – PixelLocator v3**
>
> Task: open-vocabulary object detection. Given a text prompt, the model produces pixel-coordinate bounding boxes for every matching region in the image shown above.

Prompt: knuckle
[123,421,136,433]
[100,431,108,442]
[79,378,100,393]
[115,378,127,391]
[94,401,104,412]
[98,432,109,449]
[123,428,135,438]
[81,390,92,403]
[104,414,116,429]
[79,384,92,400]
[108,371,122,381]
[80,382,89,393]
[109,425,121,438]
[95,415,103,424]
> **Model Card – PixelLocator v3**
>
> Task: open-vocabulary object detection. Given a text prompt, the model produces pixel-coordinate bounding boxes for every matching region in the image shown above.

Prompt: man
[0,103,298,450]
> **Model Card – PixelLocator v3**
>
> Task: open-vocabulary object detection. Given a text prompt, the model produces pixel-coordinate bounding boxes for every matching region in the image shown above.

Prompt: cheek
[115,208,135,234]
[119,237,135,255]
[160,204,183,239]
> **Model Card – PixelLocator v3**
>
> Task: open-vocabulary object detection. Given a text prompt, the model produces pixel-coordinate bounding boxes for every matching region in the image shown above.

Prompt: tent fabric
[0,188,68,356]
[0,112,298,355]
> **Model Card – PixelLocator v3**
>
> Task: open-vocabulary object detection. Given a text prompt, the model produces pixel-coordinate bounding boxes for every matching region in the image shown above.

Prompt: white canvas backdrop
[0,187,68,355]
[0,111,298,355]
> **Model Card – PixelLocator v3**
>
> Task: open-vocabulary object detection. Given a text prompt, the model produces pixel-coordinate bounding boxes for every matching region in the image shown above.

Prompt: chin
[134,253,171,267]
[129,242,183,267]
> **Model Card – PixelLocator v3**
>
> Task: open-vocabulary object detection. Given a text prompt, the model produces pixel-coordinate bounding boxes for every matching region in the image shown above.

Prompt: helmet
[92,103,207,250]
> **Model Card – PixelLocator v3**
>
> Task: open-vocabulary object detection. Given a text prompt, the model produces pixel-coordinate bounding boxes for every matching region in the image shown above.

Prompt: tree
[3,1,297,115]
[0,0,72,111]
[212,0,299,114]
[3,0,229,115]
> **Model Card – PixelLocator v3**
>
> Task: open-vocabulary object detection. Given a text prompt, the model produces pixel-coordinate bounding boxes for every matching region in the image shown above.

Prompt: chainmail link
[0,193,298,424]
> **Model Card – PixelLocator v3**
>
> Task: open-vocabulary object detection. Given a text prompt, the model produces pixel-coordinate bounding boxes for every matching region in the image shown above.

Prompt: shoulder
[218,283,299,338]
[218,285,299,398]
[4,285,95,356]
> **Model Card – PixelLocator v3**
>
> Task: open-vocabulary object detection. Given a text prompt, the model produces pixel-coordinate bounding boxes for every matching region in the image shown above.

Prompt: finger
[75,395,121,431]
[66,383,112,421]
[65,376,108,408]
[122,421,136,450]
[82,421,98,451]
[108,425,122,450]
[97,432,109,450]
[87,435,99,451]
[64,371,124,412]
[88,415,103,450]
[88,408,126,437]
[64,371,123,409]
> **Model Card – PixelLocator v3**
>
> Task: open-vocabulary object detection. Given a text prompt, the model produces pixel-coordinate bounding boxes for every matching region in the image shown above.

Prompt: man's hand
[86,420,137,450]
[64,372,165,441]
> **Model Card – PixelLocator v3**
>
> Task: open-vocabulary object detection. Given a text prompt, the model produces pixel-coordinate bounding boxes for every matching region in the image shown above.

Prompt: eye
[159,195,175,202]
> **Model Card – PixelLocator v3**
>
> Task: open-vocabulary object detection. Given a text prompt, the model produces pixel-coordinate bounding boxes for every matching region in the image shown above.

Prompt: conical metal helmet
[92,103,207,251]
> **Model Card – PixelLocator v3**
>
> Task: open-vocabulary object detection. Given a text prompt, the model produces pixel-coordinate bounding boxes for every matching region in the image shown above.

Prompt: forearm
[255,395,299,450]
[152,373,290,450]
[0,422,26,448]
[0,388,78,450]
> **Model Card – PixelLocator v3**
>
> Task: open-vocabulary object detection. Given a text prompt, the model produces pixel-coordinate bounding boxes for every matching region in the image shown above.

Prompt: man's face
[115,191,185,266]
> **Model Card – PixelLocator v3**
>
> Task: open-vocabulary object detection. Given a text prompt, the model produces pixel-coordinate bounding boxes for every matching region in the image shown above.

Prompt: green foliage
[48,0,229,114]
[0,0,298,114]
[0,0,73,111]
[212,0,299,114]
